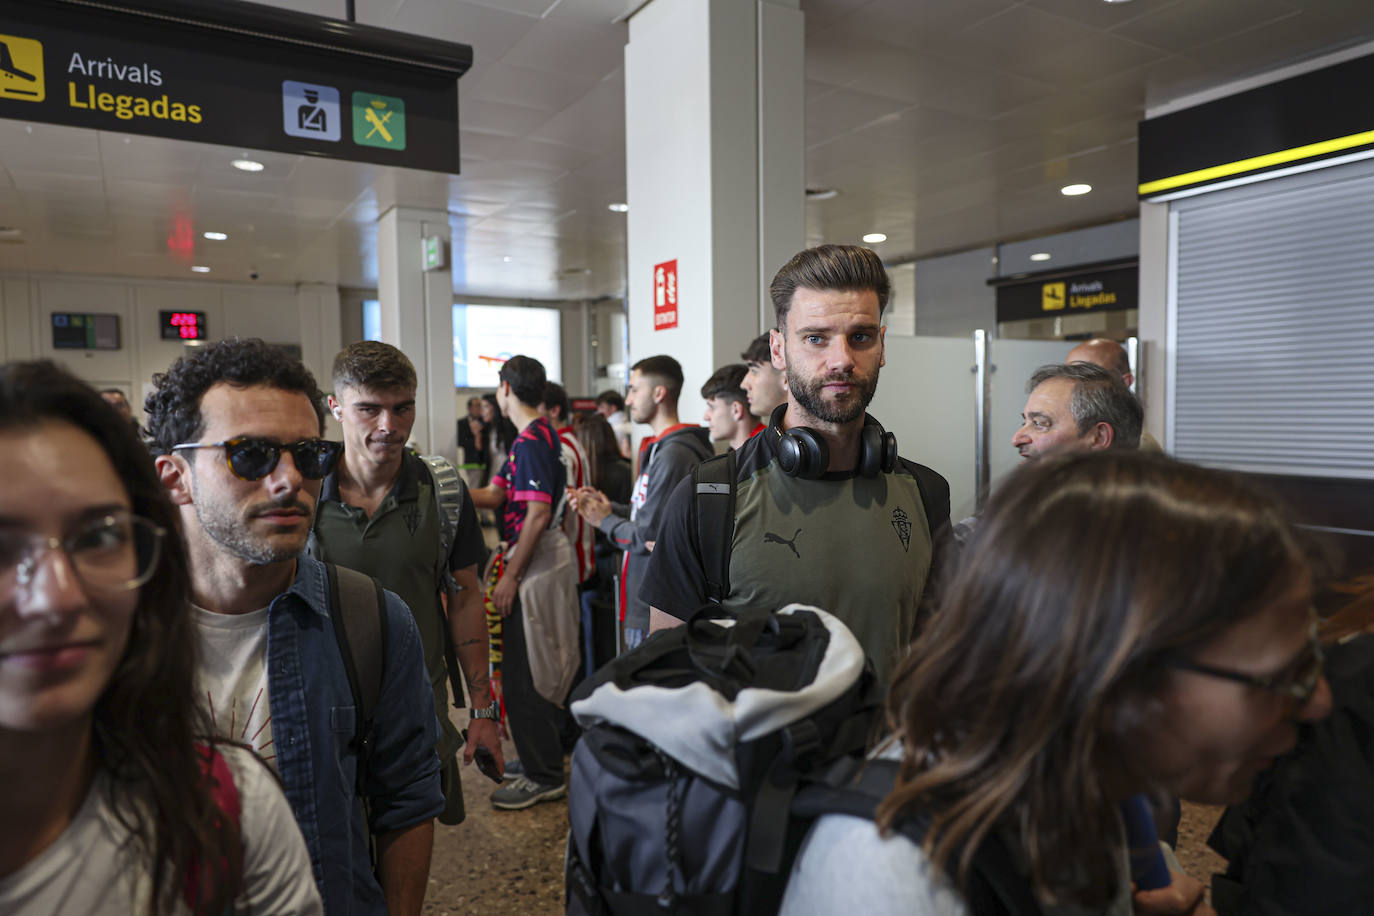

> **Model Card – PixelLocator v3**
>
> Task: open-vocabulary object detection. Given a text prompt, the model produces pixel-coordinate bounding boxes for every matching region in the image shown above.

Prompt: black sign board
[52,312,120,349]
[995,265,1138,324]
[160,310,206,340]
[1,0,470,173]
[1139,54,1374,198]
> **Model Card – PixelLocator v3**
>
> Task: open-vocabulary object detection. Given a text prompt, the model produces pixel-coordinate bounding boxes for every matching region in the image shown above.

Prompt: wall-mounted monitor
[453,304,561,388]
[160,310,206,340]
[52,313,120,350]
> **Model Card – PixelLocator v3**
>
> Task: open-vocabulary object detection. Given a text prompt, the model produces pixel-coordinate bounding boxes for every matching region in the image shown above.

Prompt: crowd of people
[0,242,1353,915]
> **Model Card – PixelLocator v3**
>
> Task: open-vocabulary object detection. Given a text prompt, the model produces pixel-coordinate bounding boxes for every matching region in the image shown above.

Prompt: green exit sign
[422,236,446,271]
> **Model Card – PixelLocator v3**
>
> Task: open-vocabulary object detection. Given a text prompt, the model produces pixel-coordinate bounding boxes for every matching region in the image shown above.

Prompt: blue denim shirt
[268,555,443,915]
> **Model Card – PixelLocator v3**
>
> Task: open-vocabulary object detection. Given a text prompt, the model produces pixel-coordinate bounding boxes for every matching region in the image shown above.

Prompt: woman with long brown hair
[782,451,1331,915]
[0,361,319,914]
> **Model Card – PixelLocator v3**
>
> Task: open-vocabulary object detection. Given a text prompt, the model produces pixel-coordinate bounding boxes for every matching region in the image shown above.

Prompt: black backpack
[563,603,1043,916]
[324,562,388,871]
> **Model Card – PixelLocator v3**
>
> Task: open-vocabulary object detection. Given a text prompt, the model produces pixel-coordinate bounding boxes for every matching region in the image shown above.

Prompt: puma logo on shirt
[764,528,803,559]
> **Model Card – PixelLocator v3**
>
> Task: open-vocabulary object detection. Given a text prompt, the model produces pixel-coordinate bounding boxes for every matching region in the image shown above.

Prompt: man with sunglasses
[146,338,443,916]
[312,341,502,826]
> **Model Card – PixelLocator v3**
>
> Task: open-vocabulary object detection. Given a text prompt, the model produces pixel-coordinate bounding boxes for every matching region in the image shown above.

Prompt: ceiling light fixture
[1061,183,1092,196]
[231,158,265,172]
[1030,252,1052,262]
[862,232,887,244]
[607,202,628,213]
[191,265,211,273]
[203,231,228,241]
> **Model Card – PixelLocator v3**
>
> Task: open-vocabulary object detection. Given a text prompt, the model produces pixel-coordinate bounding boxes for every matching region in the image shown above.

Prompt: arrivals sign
[653,259,679,331]
[0,1,470,172]
[995,264,1138,324]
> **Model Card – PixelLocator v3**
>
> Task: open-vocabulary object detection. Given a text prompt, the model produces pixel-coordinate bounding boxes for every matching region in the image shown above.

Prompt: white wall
[0,271,340,425]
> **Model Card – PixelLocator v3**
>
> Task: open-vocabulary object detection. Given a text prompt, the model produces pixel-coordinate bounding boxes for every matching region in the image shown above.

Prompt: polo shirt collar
[319,448,423,504]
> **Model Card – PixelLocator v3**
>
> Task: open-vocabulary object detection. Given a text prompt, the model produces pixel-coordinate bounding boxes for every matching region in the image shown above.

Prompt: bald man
[1065,338,1134,388]
[1065,338,1162,450]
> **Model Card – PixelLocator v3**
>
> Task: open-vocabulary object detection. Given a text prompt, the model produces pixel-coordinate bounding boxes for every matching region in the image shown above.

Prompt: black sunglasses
[173,437,343,481]
[1163,621,1324,710]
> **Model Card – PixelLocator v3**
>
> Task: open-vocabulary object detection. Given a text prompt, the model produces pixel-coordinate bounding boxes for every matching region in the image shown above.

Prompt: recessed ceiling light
[607,202,628,213]
[203,231,228,241]
[1030,252,1052,262]
[862,233,887,244]
[231,158,265,172]
[1061,183,1092,196]
[190,265,211,273]
[502,256,512,262]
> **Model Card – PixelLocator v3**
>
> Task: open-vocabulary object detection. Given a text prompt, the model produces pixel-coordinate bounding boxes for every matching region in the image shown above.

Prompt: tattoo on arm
[457,638,485,648]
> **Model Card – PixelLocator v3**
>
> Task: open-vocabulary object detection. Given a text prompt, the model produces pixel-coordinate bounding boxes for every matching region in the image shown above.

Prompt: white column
[624,0,804,423]
[376,205,457,459]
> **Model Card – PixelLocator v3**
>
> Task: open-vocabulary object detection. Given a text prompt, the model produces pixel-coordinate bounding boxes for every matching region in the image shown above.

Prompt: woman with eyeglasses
[0,361,320,914]
[781,450,1331,916]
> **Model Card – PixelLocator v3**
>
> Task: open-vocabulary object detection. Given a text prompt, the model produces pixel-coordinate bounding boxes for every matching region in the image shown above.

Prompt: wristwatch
[470,700,500,720]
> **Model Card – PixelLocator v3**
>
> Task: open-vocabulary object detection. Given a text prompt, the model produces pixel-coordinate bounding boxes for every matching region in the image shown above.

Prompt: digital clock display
[160,311,206,340]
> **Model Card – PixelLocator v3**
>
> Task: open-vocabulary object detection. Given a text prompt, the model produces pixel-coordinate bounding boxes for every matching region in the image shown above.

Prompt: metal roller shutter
[1170,159,1374,479]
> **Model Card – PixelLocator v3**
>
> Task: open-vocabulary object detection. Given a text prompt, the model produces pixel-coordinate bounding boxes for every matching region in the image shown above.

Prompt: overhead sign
[653,259,679,331]
[52,312,120,350]
[1,0,470,172]
[995,264,1138,324]
[1139,53,1374,199]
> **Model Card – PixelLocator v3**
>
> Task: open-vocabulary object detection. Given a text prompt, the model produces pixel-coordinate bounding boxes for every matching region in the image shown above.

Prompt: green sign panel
[352,92,405,151]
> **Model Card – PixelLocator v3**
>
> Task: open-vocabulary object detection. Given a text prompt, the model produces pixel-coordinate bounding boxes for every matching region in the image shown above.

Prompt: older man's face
[1011,378,1095,460]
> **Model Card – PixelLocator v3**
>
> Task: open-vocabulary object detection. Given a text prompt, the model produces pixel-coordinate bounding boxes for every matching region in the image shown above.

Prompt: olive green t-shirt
[642,429,950,684]
[312,451,485,754]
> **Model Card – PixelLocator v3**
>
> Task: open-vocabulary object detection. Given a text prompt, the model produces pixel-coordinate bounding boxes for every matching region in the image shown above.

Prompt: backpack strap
[419,454,472,710]
[418,453,464,592]
[792,758,1045,916]
[690,451,737,605]
[326,563,388,868]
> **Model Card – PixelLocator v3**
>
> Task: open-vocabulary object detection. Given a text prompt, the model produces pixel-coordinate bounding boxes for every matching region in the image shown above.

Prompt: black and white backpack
[565,603,881,915]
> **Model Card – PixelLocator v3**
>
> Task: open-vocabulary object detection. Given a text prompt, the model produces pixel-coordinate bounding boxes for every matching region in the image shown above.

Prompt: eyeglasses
[2,511,166,595]
[172,437,342,481]
[1164,622,1325,709]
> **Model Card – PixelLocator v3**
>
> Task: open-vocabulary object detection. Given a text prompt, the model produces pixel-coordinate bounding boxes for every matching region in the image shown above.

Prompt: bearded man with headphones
[642,244,950,684]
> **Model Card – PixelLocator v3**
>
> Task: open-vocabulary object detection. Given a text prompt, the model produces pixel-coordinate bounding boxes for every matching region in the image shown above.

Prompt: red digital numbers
[167,312,202,339]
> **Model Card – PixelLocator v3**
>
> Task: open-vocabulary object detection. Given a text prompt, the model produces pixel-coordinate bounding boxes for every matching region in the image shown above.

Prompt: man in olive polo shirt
[312,341,503,824]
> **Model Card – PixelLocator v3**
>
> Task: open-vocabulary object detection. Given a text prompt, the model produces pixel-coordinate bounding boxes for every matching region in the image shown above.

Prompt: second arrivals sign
[994,264,1138,324]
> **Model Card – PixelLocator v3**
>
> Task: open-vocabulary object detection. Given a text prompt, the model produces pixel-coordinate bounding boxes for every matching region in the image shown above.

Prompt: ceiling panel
[1113,0,1301,54]
[1,0,1372,300]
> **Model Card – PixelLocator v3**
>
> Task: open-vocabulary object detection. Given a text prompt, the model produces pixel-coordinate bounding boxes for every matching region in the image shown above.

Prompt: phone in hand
[473,746,504,784]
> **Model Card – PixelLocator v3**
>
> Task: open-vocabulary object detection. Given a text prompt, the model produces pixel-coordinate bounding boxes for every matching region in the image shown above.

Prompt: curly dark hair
[0,361,243,914]
[144,338,326,455]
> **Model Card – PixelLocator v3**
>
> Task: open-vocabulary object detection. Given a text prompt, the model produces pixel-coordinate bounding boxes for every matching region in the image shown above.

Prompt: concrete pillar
[376,205,457,459]
[624,0,805,423]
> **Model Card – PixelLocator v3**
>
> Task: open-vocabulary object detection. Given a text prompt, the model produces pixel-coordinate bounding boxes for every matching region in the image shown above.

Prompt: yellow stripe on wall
[1138,128,1374,196]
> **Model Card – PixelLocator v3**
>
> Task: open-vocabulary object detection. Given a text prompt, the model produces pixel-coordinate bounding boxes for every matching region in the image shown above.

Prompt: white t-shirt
[194,606,276,771]
[0,746,321,915]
